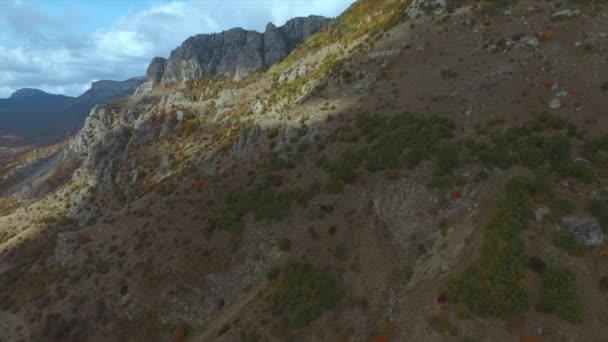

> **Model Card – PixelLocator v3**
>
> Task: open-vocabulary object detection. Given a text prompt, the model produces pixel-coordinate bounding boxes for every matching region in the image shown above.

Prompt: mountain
[76,77,145,106]
[0,77,145,146]
[2,1,608,341]
[156,15,330,84]
[0,90,78,145]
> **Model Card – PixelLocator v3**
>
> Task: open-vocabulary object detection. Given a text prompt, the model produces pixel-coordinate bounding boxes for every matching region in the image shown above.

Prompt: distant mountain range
[0,77,144,146]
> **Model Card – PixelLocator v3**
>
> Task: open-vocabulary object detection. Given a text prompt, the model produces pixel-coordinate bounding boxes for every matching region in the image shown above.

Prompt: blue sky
[0,0,354,98]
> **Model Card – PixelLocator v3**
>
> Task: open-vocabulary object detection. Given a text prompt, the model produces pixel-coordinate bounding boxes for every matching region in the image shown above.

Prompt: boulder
[556,217,604,246]
[216,89,238,109]
[535,206,551,221]
[551,9,580,20]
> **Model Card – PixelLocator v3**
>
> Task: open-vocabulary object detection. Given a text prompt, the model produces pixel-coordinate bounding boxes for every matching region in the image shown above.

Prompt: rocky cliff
[157,15,330,84]
[76,77,145,105]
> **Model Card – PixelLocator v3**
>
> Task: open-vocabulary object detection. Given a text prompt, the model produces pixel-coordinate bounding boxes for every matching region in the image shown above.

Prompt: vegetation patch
[539,265,584,322]
[219,180,320,233]
[586,199,608,233]
[552,231,586,256]
[429,315,459,336]
[469,114,593,182]
[0,197,17,217]
[268,0,412,76]
[448,176,548,317]
[269,263,343,327]
[324,113,456,192]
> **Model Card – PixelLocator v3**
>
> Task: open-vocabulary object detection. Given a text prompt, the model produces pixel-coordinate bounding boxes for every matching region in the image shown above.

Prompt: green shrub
[240,328,259,342]
[221,181,320,233]
[325,113,456,190]
[278,239,292,251]
[447,176,538,317]
[586,199,608,232]
[527,256,546,273]
[393,266,414,285]
[270,263,343,327]
[552,231,585,256]
[182,118,200,136]
[540,265,583,322]
[113,188,127,205]
[546,197,575,222]
[429,316,459,336]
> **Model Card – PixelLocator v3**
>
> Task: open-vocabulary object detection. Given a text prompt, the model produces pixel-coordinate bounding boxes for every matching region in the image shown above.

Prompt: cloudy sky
[0,0,354,98]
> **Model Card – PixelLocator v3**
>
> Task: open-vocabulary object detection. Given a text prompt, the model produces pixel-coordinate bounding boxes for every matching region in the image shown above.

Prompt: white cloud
[0,0,354,98]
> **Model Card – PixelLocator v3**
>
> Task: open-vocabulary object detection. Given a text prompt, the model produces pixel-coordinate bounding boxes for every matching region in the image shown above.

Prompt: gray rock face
[159,15,330,83]
[556,217,604,246]
[77,77,145,105]
[146,57,167,84]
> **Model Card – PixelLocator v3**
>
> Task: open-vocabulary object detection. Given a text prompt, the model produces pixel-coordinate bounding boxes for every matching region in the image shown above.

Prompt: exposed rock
[159,16,329,83]
[549,98,561,109]
[77,77,145,105]
[160,155,173,174]
[551,9,580,20]
[556,217,604,246]
[535,206,551,221]
[176,110,186,123]
[525,37,540,47]
[294,78,328,104]
[406,0,447,19]
[216,89,239,109]
[232,125,262,157]
[134,81,153,96]
[147,57,168,84]
[54,231,82,266]
[353,72,377,91]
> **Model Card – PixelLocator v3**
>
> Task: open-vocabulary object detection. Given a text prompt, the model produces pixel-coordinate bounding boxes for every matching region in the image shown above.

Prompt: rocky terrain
[1,0,608,341]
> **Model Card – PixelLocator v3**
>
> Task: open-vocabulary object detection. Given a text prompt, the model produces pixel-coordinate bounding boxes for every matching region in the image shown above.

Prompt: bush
[527,256,546,273]
[546,197,575,222]
[278,239,292,251]
[552,231,585,256]
[270,263,343,327]
[182,118,200,136]
[429,316,459,336]
[540,265,583,322]
[393,266,414,285]
[447,176,538,317]
[240,328,259,342]
[222,181,320,233]
[587,199,608,232]
[325,113,456,190]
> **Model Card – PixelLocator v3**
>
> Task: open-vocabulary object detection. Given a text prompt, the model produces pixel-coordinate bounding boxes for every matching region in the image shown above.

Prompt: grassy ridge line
[268,0,413,76]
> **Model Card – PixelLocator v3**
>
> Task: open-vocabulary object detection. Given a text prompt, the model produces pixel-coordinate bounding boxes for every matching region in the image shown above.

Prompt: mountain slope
[1,1,608,341]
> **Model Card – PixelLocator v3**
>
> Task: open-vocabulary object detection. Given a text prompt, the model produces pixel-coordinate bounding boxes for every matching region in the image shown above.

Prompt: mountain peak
[158,15,330,84]
[9,88,51,99]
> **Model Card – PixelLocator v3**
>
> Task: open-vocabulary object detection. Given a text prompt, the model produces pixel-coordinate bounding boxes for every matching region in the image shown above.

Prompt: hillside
[1,0,608,341]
